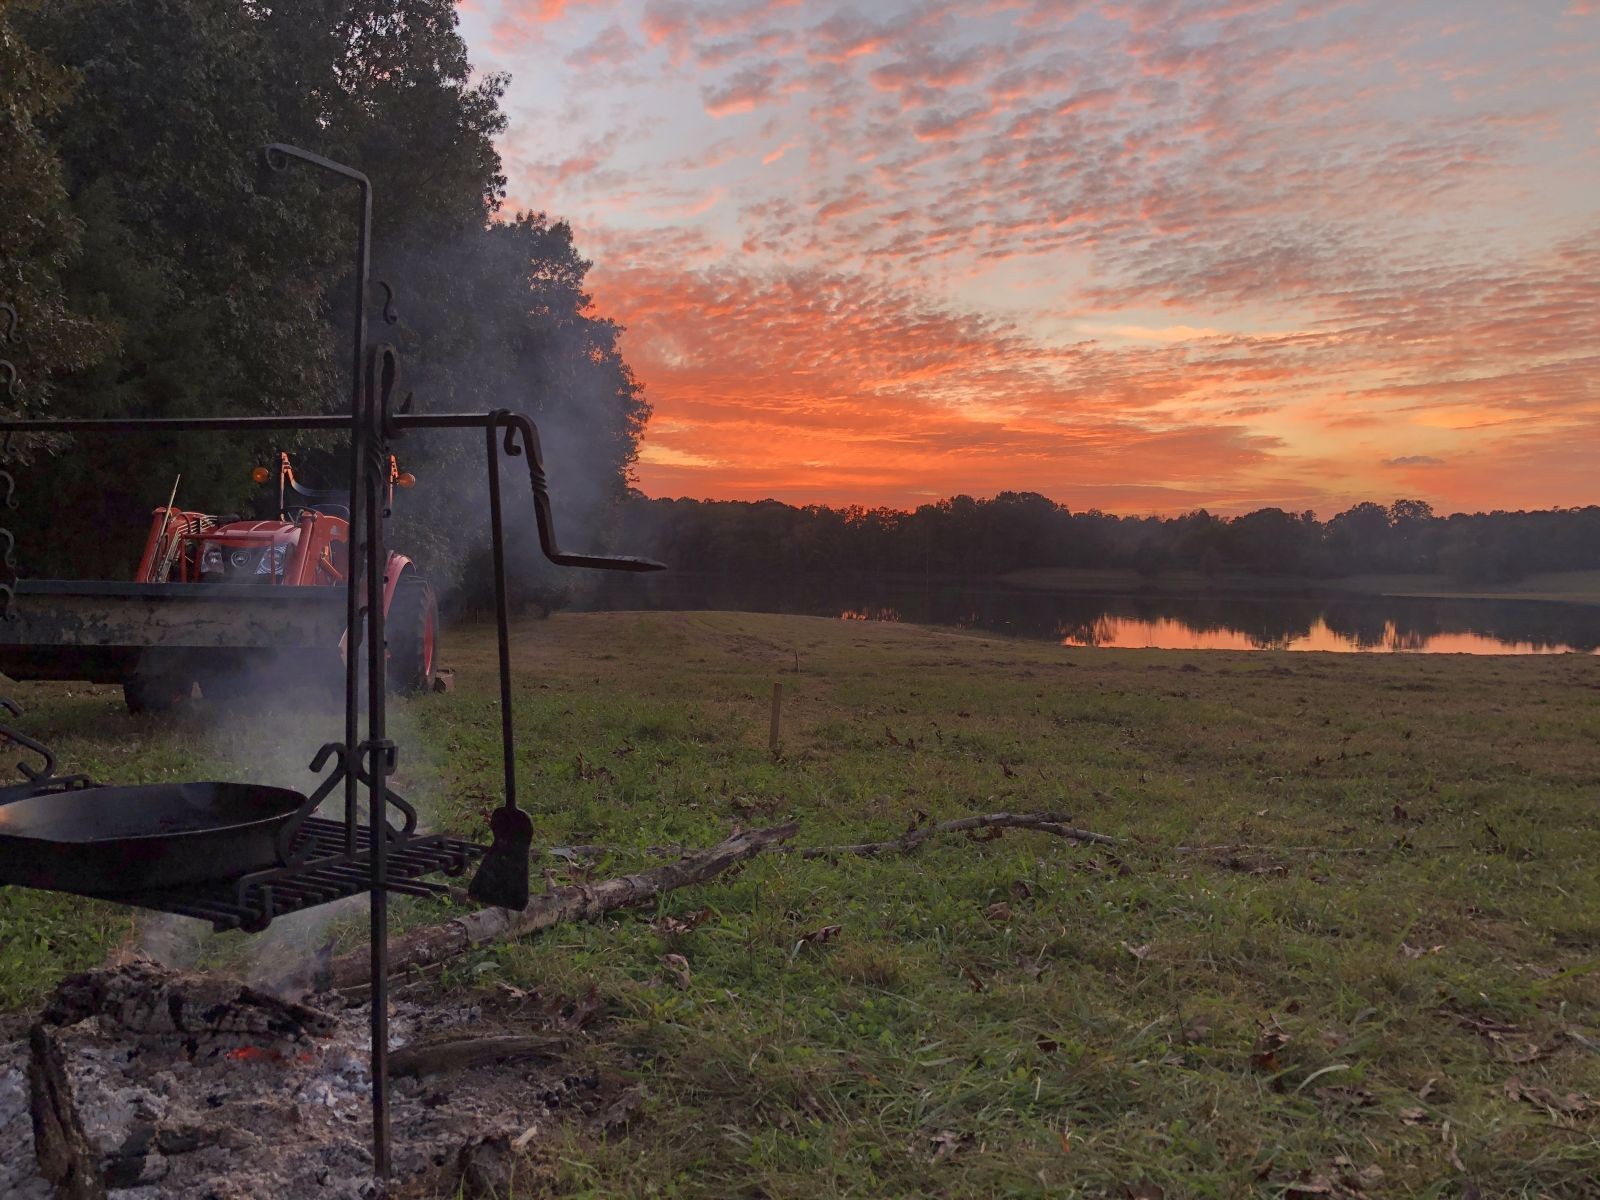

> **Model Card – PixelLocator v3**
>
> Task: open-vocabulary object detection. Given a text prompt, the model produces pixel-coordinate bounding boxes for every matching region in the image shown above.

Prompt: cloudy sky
[457,0,1598,515]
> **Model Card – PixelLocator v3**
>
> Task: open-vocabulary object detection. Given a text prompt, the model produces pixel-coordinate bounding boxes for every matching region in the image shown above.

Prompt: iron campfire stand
[0,142,663,1180]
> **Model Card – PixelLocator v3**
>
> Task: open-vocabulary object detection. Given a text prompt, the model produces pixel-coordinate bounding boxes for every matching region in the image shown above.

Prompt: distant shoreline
[994,566,1600,606]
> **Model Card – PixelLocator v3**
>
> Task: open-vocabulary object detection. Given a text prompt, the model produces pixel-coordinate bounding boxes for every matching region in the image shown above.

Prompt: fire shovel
[468,803,533,910]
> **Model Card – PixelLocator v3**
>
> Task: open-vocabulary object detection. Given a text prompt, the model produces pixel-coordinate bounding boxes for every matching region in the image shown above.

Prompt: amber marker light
[251,466,271,483]
[396,472,416,488]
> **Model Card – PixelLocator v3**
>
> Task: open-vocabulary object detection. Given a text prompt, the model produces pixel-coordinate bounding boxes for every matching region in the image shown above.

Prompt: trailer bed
[0,580,348,683]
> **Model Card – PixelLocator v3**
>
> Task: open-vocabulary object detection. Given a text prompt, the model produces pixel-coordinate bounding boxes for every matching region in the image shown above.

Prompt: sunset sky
[457,0,1599,515]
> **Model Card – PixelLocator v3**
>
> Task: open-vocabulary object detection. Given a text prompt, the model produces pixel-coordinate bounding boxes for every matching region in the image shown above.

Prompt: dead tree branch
[328,821,799,991]
[791,811,1120,858]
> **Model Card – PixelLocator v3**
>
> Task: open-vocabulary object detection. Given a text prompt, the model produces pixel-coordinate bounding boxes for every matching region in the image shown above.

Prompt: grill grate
[108,817,484,931]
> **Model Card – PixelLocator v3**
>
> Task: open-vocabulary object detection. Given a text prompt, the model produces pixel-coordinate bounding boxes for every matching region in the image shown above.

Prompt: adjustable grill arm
[494,412,665,573]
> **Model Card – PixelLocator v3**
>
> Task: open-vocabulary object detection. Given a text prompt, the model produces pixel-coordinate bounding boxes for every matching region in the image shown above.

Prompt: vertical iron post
[485,416,518,820]
[260,142,389,1180]
[361,347,392,1178]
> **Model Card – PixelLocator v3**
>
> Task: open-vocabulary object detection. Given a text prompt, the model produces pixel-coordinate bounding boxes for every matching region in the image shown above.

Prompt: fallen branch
[328,821,799,991]
[390,1034,567,1079]
[792,811,1120,858]
[1173,843,1460,856]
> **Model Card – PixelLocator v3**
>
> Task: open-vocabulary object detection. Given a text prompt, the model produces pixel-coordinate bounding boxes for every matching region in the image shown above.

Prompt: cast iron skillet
[0,778,308,894]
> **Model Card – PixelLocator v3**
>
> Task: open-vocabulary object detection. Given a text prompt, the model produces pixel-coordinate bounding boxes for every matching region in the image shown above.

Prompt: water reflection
[586,575,1600,655]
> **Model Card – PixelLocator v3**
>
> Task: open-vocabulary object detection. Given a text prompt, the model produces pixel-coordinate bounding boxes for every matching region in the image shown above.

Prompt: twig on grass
[790,811,1120,857]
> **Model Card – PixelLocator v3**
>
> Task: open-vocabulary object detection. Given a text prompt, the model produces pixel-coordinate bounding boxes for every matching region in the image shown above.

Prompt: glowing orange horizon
[464,1,1600,519]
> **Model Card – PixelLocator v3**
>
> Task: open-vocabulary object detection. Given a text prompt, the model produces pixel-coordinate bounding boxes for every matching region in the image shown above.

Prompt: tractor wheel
[196,667,248,705]
[123,670,194,714]
[387,575,438,694]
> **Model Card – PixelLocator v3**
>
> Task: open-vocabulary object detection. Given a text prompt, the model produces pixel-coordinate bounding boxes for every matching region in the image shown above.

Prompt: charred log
[26,1023,105,1200]
[44,960,335,1044]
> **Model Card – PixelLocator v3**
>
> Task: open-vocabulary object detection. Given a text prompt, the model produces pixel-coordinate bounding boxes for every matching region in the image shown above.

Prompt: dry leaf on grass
[1251,1024,1292,1074]
[1123,941,1151,962]
[1504,1076,1596,1115]
[1399,942,1444,959]
[659,954,691,990]
[1281,1174,1333,1197]
[1182,1016,1213,1045]
[1498,1041,1549,1065]
[1333,1156,1385,1191]
[927,1129,971,1162]
[651,907,715,936]
[793,924,843,955]
[984,901,1013,924]
[1313,1084,1375,1109]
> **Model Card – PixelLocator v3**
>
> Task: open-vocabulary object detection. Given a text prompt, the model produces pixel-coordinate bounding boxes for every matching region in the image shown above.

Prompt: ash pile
[0,961,636,1199]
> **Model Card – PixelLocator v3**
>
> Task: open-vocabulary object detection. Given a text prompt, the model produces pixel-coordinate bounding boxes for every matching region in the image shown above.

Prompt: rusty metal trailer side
[0,580,349,683]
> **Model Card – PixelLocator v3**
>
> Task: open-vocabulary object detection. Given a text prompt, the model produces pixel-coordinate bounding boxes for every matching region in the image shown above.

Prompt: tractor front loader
[0,452,437,712]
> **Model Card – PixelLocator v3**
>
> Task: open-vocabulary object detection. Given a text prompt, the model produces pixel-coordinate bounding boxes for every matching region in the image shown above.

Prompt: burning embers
[1,961,635,1199]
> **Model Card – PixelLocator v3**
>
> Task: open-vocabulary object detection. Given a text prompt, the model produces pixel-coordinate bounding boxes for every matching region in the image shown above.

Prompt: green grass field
[3,611,1599,1197]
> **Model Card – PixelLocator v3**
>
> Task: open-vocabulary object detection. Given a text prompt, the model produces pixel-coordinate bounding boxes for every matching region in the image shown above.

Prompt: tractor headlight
[200,544,224,574]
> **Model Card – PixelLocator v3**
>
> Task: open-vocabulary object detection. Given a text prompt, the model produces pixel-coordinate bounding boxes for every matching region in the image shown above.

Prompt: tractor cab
[196,521,301,583]
[135,452,413,589]
[122,449,438,708]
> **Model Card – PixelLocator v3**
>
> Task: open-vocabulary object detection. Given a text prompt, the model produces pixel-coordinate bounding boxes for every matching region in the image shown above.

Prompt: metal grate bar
[98,817,484,931]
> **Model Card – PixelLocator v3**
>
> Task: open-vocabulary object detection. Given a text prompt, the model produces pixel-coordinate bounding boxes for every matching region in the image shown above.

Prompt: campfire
[1,961,636,1198]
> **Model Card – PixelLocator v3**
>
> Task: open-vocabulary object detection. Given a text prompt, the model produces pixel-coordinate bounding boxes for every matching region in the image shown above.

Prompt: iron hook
[0,304,16,343]
[378,280,399,326]
[0,698,57,782]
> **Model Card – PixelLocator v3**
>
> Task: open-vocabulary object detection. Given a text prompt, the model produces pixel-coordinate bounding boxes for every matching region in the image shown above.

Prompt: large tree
[0,2,115,431]
[6,0,649,594]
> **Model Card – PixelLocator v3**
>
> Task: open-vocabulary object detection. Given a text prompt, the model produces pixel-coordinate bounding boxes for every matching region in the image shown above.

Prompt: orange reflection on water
[1058,616,1593,655]
[840,607,902,622]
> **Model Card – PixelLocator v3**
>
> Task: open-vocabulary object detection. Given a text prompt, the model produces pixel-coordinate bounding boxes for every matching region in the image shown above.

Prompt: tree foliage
[619,493,1600,585]
[1,0,647,592]
[0,1,116,430]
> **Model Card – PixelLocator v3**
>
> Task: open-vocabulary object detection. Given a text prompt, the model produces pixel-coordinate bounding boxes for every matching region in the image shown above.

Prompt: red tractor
[0,453,437,713]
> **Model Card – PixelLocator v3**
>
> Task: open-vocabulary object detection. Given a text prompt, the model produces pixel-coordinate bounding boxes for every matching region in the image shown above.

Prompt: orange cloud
[467,0,1600,515]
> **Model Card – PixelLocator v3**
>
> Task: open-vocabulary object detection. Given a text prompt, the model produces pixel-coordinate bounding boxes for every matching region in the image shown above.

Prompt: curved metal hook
[0,304,16,343]
[378,280,399,326]
[262,144,291,173]
[0,470,16,511]
[351,764,420,840]
[1,360,17,401]
[491,411,663,571]
[0,698,57,782]
[273,741,352,866]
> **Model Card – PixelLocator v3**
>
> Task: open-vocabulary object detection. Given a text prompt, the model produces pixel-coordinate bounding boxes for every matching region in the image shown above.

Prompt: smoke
[124,207,653,976]
[126,649,443,990]
[372,212,649,613]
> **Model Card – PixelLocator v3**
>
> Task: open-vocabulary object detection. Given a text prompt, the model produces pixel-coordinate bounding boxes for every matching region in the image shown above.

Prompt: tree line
[617,495,1600,584]
[0,0,647,592]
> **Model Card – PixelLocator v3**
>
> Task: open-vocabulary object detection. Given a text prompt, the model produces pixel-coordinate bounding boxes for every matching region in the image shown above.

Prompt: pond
[582,575,1600,655]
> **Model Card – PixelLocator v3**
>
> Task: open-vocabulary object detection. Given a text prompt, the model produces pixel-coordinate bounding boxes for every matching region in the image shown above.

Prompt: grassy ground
[1001,565,1600,604]
[3,611,1600,1197]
